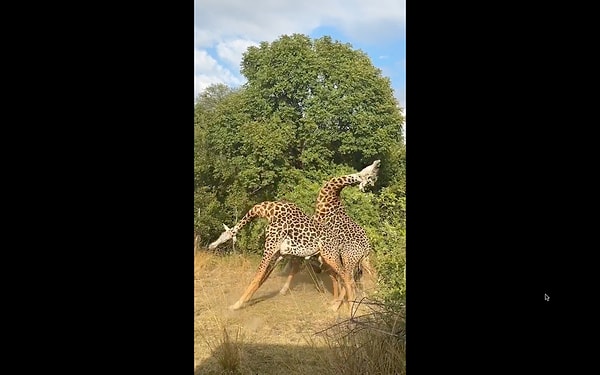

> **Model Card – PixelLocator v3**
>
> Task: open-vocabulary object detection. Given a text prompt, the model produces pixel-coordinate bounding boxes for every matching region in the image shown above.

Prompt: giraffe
[279,160,381,309]
[208,200,353,311]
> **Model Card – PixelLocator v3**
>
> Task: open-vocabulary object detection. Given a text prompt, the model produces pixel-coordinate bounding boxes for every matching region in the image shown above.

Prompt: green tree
[241,34,403,177]
[194,35,406,304]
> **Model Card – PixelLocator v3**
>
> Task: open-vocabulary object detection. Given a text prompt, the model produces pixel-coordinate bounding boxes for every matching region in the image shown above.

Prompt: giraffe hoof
[228,302,242,311]
[279,287,289,295]
[330,299,343,311]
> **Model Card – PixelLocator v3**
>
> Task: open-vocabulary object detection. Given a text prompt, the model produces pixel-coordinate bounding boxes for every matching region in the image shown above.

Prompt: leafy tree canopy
[194,34,406,304]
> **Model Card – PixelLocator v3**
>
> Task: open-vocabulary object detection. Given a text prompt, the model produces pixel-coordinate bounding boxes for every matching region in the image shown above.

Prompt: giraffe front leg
[229,251,279,311]
[279,257,301,295]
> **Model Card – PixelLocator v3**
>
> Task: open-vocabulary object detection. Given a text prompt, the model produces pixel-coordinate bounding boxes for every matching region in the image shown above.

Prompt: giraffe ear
[223,223,231,231]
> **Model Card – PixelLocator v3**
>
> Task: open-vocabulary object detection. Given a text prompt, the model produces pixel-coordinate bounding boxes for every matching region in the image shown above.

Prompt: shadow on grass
[195,298,406,375]
[194,342,328,375]
[195,338,405,375]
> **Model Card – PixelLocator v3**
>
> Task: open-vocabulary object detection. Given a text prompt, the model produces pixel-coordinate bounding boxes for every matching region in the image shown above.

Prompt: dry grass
[313,299,406,375]
[194,250,403,374]
[202,326,244,374]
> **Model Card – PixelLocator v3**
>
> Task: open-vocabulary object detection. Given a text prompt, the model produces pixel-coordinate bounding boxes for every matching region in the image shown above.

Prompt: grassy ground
[194,250,403,374]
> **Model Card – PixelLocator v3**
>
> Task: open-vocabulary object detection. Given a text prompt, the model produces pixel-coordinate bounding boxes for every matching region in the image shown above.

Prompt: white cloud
[394,58,406,110]
[194,0,406,101]
[194,27,217,49]
[320,1,405,43]
[216,39,259,69]
[195,0,324,43]
[194,0,405,46]
[194,49,242,98]
[395,90,406,112]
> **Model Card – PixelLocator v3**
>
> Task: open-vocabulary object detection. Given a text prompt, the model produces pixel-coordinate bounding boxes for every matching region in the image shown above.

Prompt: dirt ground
[194,250,376,374]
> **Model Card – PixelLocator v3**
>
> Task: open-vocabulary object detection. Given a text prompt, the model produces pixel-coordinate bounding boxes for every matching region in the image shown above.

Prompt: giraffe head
[356,160,381,192]
[208,223,237,250]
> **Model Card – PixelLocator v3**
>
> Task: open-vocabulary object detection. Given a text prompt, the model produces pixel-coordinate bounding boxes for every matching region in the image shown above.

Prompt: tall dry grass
[310,298,406,375]
[201,327,244,374]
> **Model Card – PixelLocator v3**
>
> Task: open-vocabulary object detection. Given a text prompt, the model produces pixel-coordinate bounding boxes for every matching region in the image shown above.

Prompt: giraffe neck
[232,201,276,235]
[314,175,360,220]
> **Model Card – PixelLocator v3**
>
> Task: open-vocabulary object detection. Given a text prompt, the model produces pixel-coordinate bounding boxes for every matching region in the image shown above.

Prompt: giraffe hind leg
[325,267,339,301]
[279,257,301,295]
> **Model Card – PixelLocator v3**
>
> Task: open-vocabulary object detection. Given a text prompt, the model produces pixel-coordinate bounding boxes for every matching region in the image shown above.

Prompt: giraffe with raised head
[279,160,381,309]
[208,200,353,311]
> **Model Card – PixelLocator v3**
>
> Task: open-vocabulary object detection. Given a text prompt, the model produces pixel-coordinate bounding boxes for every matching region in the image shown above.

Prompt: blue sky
[194,0,406,114]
